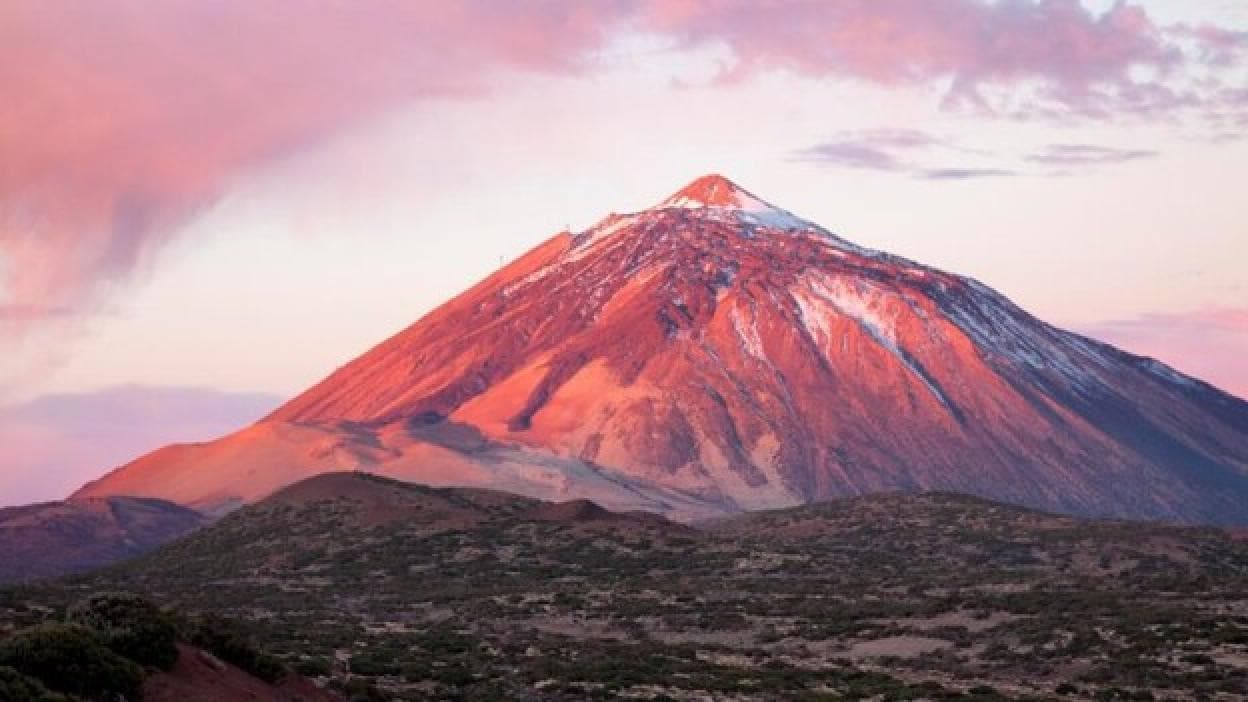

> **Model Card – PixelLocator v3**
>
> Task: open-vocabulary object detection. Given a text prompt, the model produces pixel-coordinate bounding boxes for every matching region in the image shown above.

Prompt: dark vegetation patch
[3,476,1247,700]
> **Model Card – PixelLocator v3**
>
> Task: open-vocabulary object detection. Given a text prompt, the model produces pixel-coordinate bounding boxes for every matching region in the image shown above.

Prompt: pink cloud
[0,1,624,319]
[640,0,1186,115]
[2,1,1243,395]
[1077,308,1248,400]
[0,1,639,393]
[0,385,280,506]
[1169,23,1248,67]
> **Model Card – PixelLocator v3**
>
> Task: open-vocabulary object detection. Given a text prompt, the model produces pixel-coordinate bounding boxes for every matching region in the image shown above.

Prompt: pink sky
[1,0,1246,505]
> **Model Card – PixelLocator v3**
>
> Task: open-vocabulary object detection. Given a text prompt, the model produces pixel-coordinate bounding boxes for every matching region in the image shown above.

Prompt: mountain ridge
[0,495,206,583]
[74,174,1248,524]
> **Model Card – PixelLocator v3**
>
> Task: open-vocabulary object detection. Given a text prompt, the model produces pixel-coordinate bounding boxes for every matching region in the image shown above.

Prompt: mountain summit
[76,175,1248,523]
[657,174,813,230]
[661,173,784,213]
[664,173,744,205]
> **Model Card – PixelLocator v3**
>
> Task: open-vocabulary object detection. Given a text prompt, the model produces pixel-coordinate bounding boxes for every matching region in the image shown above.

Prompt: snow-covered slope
[76,175,1248,523]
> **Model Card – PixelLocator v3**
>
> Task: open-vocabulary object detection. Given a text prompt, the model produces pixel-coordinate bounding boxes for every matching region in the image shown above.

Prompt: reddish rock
[75,175,1248,524]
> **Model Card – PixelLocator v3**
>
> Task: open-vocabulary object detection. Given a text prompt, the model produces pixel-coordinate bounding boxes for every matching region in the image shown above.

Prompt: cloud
[799,131,1159,179]
[1076,308,1248,400]
[1026,143,1159,165]
[1169,23,1248,67]
[0,305,76,320]
[0,1,629,332]
[642,0,1223,118]
[794,129,942,171]
[918,168,1017,180]
[3,0,1244,388]
[799,142,908,171]
[0,1,639,392]
[795,129,1014,180]
[0,385,281,506]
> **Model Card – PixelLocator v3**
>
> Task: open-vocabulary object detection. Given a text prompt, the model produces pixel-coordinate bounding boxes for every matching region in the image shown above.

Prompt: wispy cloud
[798,142,908,171]
[799,131,1161,179]
[1026,144,1159,165]
[1168,23,1248,67]
[0,304,77,321]
[793,129,942,171]
[795,129,1014,180]
[918,168,1017,180]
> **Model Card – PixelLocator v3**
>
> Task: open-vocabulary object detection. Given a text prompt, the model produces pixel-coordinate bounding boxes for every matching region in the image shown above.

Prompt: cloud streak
[794,129,942,171]
[798,133,1159,179]
[1026,143,1159,165]
[795,129,1015,180]
[918,168,1017,180]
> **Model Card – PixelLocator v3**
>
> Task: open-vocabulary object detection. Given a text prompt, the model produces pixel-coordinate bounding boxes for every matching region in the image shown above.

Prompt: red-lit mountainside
[75,175,1248,524]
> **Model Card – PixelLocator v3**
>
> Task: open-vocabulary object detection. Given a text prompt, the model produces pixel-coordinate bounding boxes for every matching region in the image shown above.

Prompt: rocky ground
[3,472,1247,700]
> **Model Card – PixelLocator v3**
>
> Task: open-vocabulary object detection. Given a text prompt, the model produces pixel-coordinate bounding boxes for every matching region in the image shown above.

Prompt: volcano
[75,175,1248,523]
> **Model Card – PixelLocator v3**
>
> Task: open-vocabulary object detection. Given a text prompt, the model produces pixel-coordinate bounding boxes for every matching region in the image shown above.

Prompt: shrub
[0,623,143,699]
[189,614,284,683]
[66,592,179,671]
[340,676,388,702]
[0,665,71,702]
[293,656,333,678]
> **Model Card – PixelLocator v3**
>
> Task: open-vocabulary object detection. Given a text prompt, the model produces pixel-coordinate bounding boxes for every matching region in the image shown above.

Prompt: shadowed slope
[0,496,206,583]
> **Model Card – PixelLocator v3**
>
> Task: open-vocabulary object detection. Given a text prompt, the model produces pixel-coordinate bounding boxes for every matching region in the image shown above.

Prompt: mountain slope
[74,174,1248,523]
[0,496,206,582]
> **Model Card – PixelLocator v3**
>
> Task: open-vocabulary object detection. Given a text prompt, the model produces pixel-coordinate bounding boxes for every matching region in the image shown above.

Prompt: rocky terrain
[10,472,1247,700]
[74,175,1248,525]
[0,496,206,583]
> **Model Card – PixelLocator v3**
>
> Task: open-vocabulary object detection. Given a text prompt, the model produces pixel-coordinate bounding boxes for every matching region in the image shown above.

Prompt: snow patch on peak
[942,284,1107,390]
[735,206,811,231]
[658,175,811,231]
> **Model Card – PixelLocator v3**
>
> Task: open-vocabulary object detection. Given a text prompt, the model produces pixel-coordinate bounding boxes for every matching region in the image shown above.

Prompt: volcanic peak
[655,173,810,230]
[68,172,1248,528]
[661,173,757,208]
